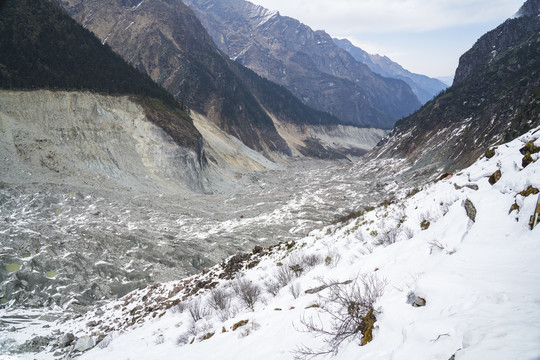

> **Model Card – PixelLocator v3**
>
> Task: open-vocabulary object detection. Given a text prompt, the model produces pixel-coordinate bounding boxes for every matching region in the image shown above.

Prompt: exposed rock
[59,332,75,348]
[130,305,143,315]
[520,186,540,197]
[232,320,249,331]
[454,183,479,191]
[464,199,477,222]
[485,148,496,158]
[305,280,353,294]
[519,140,540,155]
[199,332,214,341]
[412,297,427,307]
[522,153,534,168]
[489,170,502,185]
[18,336,51,353]
[360,308,377,346]
[509,202,520,214]
[219,252,252,280]
[73,335,95,352]
[305,285,329,294]
[437,173,453,181]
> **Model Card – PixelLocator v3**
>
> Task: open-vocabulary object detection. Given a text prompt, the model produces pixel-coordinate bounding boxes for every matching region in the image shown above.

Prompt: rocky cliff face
[367,1,540,176]
[0,90,205,193]
[182,0,420,128]
[454,6,540,85]
[515,0,540,18]
[59,0,283,157]
[333,38,447,104]
[60,0,376,160]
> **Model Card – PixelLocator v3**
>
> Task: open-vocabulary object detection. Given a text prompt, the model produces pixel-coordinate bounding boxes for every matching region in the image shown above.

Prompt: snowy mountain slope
[9,127,539,359]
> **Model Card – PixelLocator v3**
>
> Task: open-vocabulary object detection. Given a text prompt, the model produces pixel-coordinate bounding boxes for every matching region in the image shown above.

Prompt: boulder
[74,335,95,352]
[59,332,75,347]
[464,199,477,222]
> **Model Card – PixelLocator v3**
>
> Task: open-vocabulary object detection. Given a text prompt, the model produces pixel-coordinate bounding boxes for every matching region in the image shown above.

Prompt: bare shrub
[294,274,387,359]
[207,287,230,312]
[289,282,301,299]
[176,332,191,346]
[301,253,322,268]
[402,227,414,240]
[289,264,304,277]
[265,279,282,296]
[275,265,295,287]
[233,278,262,311]
[324,250,342,268]
[154,334,165,345]
[176,322,199,346]
[172,301,186,314]
[207,287,233,321]
[374,226,400,246]
[97,331,121,349]
[188,298,209,322]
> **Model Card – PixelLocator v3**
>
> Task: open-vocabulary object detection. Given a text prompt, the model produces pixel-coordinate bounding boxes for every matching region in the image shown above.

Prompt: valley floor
[2,128,539,359]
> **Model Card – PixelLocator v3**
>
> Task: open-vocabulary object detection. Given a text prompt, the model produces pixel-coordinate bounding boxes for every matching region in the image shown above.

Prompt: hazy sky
[249,0,525,79]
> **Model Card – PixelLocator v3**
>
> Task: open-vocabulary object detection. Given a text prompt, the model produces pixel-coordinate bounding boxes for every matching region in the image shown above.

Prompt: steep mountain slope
[182,0,421,129]
[333,38,447,104]
[12,126,540,360]
[0,0,202,156]
[59,0,377,159]
[515,0,540,16]
[367,1,540,175]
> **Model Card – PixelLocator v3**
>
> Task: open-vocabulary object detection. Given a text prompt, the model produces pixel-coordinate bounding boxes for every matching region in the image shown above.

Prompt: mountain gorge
[368,1,540,175]
[59,0,380,160]
[182,0,421,128]
[0,0,386,319]
[1,0,539,358]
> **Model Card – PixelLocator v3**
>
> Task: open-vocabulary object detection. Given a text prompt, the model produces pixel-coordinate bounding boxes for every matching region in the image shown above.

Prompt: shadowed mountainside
[367,1,540,176]
[182,0,421,129]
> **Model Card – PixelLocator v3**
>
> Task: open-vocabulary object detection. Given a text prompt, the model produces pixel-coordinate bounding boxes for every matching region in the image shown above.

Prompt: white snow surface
[5,128,540,359]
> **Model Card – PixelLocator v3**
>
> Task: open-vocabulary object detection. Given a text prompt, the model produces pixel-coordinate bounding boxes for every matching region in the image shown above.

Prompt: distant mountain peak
[183,0,421,129]
[514,0,540,17]
[333,37,447,104]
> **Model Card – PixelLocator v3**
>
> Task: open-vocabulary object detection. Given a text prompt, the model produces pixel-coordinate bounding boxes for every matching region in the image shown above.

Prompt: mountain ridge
[366,1,540,175]
[60,0,381,160]
[333,38,447,104]
[183,0,421,129]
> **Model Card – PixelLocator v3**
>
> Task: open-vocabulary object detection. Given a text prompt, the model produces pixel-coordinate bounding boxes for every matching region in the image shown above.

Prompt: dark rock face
[333,38,447,104]
[515,0,540,17]
[182,0,421,128]
[0,0,202,155]
[454,0,540,85]
[60,0,326,157]
[464,199,477,222]
[367,4,540,175]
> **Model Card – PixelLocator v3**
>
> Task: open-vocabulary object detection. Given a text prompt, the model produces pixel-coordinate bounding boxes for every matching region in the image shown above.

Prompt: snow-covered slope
[5,128,540,359]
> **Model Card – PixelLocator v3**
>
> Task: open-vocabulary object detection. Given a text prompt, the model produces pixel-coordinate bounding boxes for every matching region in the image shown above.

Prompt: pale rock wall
[0,90,205,193]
